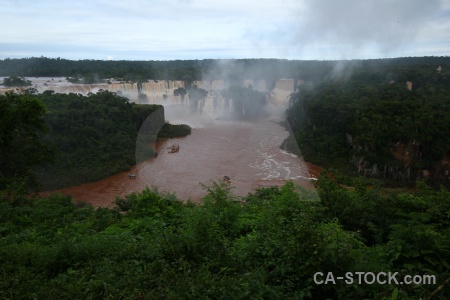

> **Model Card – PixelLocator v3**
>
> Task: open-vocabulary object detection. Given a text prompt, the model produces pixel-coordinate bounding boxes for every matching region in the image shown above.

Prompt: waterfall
[29,78,295,119]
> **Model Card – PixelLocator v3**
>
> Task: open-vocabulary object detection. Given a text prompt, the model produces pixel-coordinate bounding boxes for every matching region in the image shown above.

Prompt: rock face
[241,79,268,92]
[406,81,413,91]
[191,80,225,91]
[269,79,295,105]
[41,80,186,104]
[2,77,297,119]
[347,135,450,183]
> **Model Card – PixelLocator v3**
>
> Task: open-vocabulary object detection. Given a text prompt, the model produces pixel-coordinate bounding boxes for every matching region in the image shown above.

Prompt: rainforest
[0,56,449,299]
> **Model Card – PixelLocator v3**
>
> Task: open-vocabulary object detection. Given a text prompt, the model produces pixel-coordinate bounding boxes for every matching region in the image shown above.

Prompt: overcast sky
[1,0,449,60]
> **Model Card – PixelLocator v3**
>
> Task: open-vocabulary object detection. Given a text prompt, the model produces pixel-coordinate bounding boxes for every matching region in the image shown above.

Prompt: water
[22,77,318,207]
[43,119,319,207]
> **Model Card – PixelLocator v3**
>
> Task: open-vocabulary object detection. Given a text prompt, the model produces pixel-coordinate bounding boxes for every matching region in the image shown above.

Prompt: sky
[1,0,449,61]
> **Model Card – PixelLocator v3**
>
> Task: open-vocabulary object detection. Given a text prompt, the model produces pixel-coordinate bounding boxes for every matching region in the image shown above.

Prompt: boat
[223,175,232,183]
[168,143,179,153]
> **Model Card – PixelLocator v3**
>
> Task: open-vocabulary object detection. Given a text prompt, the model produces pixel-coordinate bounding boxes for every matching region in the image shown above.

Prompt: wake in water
[37,80,318,206]
[43,118,318,207]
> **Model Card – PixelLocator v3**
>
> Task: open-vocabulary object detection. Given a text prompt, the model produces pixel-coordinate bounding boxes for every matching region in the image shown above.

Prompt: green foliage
[66,74,104,84]
[316,173,450,298]
[2,56,448,83]
[2,75,31,87]
[33,91,162,190]
[0,93,54,190]
[157,122,192,138]
[0,91,191,191]
[27,91,187,190]
[1,179,449,299]
[287,63,450,186]
[173,87,187,99]
[1,56,450,298]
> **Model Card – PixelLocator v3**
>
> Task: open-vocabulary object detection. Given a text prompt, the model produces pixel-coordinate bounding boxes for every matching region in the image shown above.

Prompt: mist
[259,0,444,59]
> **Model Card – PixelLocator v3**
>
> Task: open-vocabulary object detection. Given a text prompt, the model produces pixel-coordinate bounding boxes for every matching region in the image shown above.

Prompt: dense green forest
[35,91,163,190]
[0,91,190,191]
[1,173,449,299]
[1,57,450,298]
[1,94,449,297]
[1,75,32,87]
[0,93,53,190]
[286,61,450,187]
[1,56,449,84]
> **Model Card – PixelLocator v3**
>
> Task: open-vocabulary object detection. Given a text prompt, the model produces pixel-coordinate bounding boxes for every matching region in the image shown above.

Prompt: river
[42,116,320,207]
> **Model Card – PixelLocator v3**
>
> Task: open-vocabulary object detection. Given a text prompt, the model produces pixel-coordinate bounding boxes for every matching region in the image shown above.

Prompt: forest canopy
[0,91,190,191]
[1,75,32,87]
[0,92,53,190]
[286,61,450,187]
[1,56,449,82]
[0,174,449,299]
[0,57,449,299]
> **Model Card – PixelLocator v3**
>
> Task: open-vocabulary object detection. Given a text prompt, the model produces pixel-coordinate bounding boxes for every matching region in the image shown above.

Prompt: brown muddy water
[42,119,320,207]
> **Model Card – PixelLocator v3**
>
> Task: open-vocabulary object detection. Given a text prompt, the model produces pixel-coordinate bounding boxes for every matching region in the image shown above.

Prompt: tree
[2,75,32,87]
[174,87,187,101]
[0,93,53,190]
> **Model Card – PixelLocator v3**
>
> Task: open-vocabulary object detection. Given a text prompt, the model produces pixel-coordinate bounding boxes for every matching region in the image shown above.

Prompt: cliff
[2,77,298,120]
[347,134,450,185]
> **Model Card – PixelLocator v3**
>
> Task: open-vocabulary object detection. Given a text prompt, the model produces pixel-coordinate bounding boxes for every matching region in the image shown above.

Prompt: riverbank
[39,137,168,207]
[41,120,320,207]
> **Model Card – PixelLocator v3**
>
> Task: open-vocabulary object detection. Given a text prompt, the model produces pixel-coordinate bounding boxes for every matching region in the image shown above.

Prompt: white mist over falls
[16,77,318,206]
[17,77,298,121]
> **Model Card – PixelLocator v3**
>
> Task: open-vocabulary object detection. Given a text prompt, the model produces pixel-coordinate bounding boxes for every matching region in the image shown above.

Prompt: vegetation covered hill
[34,90,165,190]
[286,61,450,187]
[0,93,53,191]
[1,91,190,191]
[1,75,31,87]
[0,176,449,299]
[1,57,450,298]
[1,56,449,84]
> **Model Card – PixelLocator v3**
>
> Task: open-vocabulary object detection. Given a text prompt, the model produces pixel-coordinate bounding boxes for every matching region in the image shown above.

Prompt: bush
[2,75,32,87]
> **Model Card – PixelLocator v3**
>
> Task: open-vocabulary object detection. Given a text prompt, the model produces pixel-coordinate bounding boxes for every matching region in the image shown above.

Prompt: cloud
[0,0,448,60]
[285,0,444,58]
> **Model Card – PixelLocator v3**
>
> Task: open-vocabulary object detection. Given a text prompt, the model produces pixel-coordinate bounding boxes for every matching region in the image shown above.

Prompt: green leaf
[390,287,398,300]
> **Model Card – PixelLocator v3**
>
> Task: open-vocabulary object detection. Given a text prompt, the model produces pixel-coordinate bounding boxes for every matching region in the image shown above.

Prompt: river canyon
[3,77,320,206]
